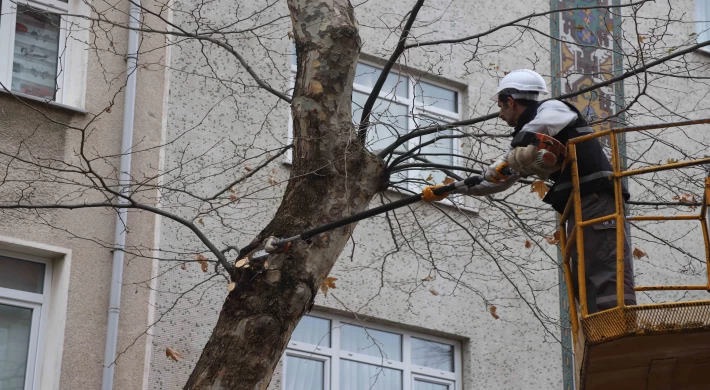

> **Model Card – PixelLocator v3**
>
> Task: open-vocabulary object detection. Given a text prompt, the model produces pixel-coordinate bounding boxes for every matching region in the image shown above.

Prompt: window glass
[291,315,331,347]
[0,303,33,390]
[414,81,458,113]
[414,379,449,390]
[352,90,408,154]
[355,63,409,99]
[284,355,324,390]
[340,324,402,361]
[0,256,45,294]
[340,359,402,390]
[411,338,454,372]
[12,5,60,100]
[414,116,454,186]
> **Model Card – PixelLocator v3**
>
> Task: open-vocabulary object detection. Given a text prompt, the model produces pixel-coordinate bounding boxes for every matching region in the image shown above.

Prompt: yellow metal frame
[557,118,710,342]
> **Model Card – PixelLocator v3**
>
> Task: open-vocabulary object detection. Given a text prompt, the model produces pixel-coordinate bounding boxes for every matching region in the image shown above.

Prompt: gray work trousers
[567,192,637,314]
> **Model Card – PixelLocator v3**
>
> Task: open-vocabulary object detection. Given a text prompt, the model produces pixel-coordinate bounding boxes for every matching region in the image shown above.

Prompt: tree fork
[184,0,384,388]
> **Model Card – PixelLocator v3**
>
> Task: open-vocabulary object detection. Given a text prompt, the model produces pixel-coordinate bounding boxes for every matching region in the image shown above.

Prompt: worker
[465,69,635,314]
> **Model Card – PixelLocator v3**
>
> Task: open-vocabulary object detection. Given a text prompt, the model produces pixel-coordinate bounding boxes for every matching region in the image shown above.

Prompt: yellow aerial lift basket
[558,119,710,390]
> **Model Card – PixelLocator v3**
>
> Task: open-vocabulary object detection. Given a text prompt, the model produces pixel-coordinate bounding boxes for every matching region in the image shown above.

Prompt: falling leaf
[525,240,532,249]
[421,275,434,282]
[198,218,204,226]
[166,347,184,362]
[287,31,294,39]
[320,276,338,297]
[632,247,648,260]
[638,35,646,42]
[667,158,678,164]
[268,176,278,185]
[429,289,439,296]
[489,305,500,320]
[227,282,236,291]
[229,193,238,201]
[425,173,434,182]
[672,193,698,210]
[443,177,456,185]
[545,231,561,245]
[180,262,186,270]
[195,254,209,272]
[244,165,252,172]
[530,180,549,199]
[235,258,248,268]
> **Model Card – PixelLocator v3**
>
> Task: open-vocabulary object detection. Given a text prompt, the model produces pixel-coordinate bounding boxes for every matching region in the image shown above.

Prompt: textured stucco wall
[148,1,567,389]
[0,0,168,388]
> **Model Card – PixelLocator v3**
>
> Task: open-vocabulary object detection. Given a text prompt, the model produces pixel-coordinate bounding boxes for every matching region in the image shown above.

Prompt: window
[696,1,710,52]
[0,254,52,390]
[283,313,462,390]
[0,0,88,107]
[288,51,463,192]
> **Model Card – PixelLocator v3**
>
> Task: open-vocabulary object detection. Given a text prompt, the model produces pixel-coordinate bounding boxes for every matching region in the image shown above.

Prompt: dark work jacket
[511,100,630,214]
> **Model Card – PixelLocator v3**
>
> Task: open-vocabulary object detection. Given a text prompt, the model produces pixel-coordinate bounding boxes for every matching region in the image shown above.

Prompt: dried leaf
[287,31,294,39]
[672,193,698,210]
[421,275,434,282]
[227,282,236,291]
[320,276,337,297]
[489,305,500,320]
[195,254,209,272]
[198,218,204,226]
[272,168,277,174]
[166,347,184,362]
[575,25,584,30]
[180,262,186,270]
[667,158,678,164]
[105,107,112,113]
[442,177,456,185]
[429,289,438,296]
[425,173,434,182]
[524,240,532,249]
[545,231,561,245]
[235,258,248,268]
[632,247,648,260]
[690,32,697,37]
[229,193,238,201]
[638,35,646,42]
[244,165,252,172]
[268,176,278,185]
[530,180,549,200]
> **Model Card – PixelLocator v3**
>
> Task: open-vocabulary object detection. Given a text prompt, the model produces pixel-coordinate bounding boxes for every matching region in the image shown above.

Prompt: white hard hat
[490,69,548,101]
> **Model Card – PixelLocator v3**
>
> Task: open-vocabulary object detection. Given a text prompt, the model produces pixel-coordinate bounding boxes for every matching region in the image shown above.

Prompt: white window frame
[287,55,469,209]
[0,0,89,108]
[696,1,710,53]
[0,250,53,390]
[283,350,332,390]
[283,312,463,390]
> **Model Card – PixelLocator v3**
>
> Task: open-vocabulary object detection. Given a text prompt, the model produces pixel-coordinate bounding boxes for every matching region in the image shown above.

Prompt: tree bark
[183,0,383,388]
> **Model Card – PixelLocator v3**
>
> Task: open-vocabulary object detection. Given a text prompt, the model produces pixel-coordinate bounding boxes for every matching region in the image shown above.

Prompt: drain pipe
[101,0,140,388]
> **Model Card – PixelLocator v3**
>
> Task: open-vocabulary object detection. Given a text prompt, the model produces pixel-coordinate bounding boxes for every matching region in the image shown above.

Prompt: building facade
[2,0,710,389]
[0,0,169,388]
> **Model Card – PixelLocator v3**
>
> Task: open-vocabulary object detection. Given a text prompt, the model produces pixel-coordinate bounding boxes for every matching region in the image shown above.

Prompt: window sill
[0,89,87,114]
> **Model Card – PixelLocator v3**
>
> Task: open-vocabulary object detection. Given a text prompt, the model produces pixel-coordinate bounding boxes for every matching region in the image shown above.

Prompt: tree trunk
[184,0,383,388]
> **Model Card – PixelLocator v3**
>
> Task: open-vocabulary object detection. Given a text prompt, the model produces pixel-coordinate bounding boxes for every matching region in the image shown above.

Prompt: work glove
[485,157,511,183]
[507,145,537,178]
